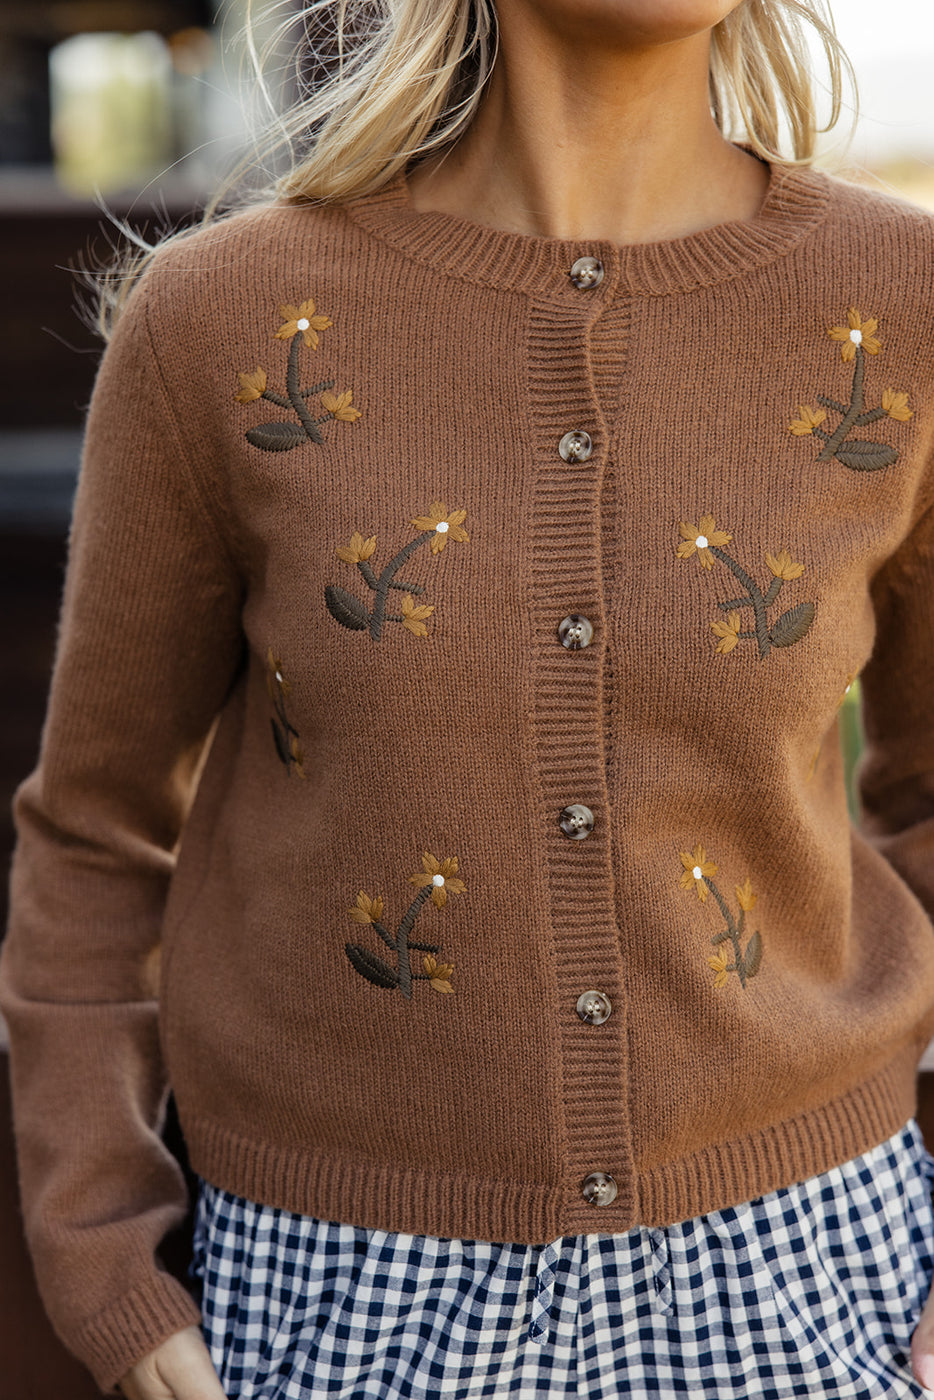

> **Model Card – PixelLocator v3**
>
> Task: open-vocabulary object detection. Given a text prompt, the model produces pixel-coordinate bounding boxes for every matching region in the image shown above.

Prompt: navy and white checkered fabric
[190,1117,934,1398]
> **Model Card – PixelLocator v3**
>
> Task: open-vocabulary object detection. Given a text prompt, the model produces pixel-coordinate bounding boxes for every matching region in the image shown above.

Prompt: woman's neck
[406,19,770,245]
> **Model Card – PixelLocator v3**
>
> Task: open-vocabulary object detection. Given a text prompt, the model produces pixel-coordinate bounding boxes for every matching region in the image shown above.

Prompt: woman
[4,0,934,1396]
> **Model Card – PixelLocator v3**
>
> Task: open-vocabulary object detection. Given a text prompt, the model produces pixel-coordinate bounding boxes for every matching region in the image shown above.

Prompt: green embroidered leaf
[769,602,816,649]
[270,717,290,766]
[834,440,898,472]
[744,930,762,978]
[325,585,371,630]
[246,421,307,452]
[345,944,400,989]
[710,930,730,945]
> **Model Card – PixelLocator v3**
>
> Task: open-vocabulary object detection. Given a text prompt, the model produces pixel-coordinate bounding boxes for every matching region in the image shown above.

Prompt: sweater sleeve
[0,269,246,1394]
[856,492,934,925]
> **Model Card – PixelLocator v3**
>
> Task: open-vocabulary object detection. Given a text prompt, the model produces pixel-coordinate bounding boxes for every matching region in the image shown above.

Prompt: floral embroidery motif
[344,852,466,998]
[676,513,815,658]
[678,845,762,990]
[806,671,857,781]
[266,647,305,778]
[236,297,361,452]
[788,307,912,472]
[325,500,469,640]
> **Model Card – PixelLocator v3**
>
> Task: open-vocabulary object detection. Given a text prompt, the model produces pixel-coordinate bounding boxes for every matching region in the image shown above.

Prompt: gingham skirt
[190,1117,934,1399]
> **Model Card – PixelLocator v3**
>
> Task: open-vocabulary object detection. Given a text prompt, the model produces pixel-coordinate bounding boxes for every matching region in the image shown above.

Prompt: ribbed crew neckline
[343,148,831,299]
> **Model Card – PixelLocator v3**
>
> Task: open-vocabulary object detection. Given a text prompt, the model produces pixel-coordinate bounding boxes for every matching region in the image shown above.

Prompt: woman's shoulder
[814,164,934,257]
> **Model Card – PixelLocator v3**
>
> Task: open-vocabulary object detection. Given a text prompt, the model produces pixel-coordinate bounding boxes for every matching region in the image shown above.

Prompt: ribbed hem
[638,1041,921,1225]
[343,147,831,299]
[182,1046,921,1246]
[73,1271,202,1396]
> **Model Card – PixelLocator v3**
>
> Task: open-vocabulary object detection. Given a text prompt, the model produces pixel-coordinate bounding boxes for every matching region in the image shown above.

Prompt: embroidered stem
[285,333,325,445]
[817,347,865,461]
[356,559,425,595]
[369,531,435,640]
[709,546,772,658]
[395,885,434,998]
[704,877,746,989]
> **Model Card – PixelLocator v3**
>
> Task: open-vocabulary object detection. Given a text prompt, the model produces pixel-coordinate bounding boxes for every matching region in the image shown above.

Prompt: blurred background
[1,0,934,1392]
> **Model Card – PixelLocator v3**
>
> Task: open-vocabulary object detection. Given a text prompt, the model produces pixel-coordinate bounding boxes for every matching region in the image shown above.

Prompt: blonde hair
[83,0,855,339]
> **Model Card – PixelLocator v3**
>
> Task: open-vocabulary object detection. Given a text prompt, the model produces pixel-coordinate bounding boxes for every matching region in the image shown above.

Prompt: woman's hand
[117,1325,229,1400]
[911,1280,934,1392]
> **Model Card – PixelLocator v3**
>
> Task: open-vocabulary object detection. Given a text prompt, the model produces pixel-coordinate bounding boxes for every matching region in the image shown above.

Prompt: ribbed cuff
[72,1271,202,1396]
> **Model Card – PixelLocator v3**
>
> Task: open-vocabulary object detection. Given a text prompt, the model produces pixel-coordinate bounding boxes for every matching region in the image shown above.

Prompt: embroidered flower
[765,549,805,580]
[348,891,384,925]
[409,501,470,555]
[679,845,718,902]
[676,515,732,569]
[708,947,730,990]
[680,848,763,990]
[336,531,377,563]
[321,389,362,423]
[400,593,435,638]
[735,878,757,912]
[407,852,467,909]
[266,646,291,702]
[881,389,913,422]
[275,298,332,348]
[345,855,466,1000]
[788,404,827,436]
[827,308,881,362]
[235,366,267,403]
[710,611,741,655]
[423,953,455,994]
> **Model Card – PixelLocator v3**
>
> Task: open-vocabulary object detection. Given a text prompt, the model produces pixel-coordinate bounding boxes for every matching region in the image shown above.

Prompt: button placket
[527,286,630,1225]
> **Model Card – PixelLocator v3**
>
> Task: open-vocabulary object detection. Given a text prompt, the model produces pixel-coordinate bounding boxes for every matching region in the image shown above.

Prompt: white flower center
[296,317,310,330]
[696,534,709,549]
[432,873,445,886]
[436,521,449,533]
[275,670,282,682]
[693,865,703,880]
[849,328,862,344]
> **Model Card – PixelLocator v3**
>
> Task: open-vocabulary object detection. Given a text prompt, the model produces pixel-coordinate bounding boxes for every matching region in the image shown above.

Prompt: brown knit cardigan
[2,153,934,1392]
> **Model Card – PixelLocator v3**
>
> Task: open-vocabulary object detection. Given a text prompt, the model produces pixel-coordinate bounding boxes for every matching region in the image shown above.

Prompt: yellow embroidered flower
[827,308,881,361]
[708,947,730,990]
[710,612,741,655]
[676,515,732,569]
[408,852,467,909]
[735,878,757,912]
[401,593,435,637]
[409,501,469,555]
[881,389,913,422]
[348,891,384,925]
[336,531,377,563]
[679,845,718,902]
[266,646,291,702]
[423,953,455,994]
[275,298,333,348]
[765,549,805,580]
[788,404,827,436]
[321,389,362,423]
[235,366,267,403]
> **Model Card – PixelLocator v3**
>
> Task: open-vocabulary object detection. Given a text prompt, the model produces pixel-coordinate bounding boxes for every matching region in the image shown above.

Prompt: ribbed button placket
[525,271,635,1231]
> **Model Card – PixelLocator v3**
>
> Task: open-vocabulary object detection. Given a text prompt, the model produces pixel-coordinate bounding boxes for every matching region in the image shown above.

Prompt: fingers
[118,1325,229,1400]
[911,1272,934,1393]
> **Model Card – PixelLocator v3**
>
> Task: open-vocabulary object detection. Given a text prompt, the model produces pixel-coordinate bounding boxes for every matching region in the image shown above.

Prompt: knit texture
[3,153,934,1392]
